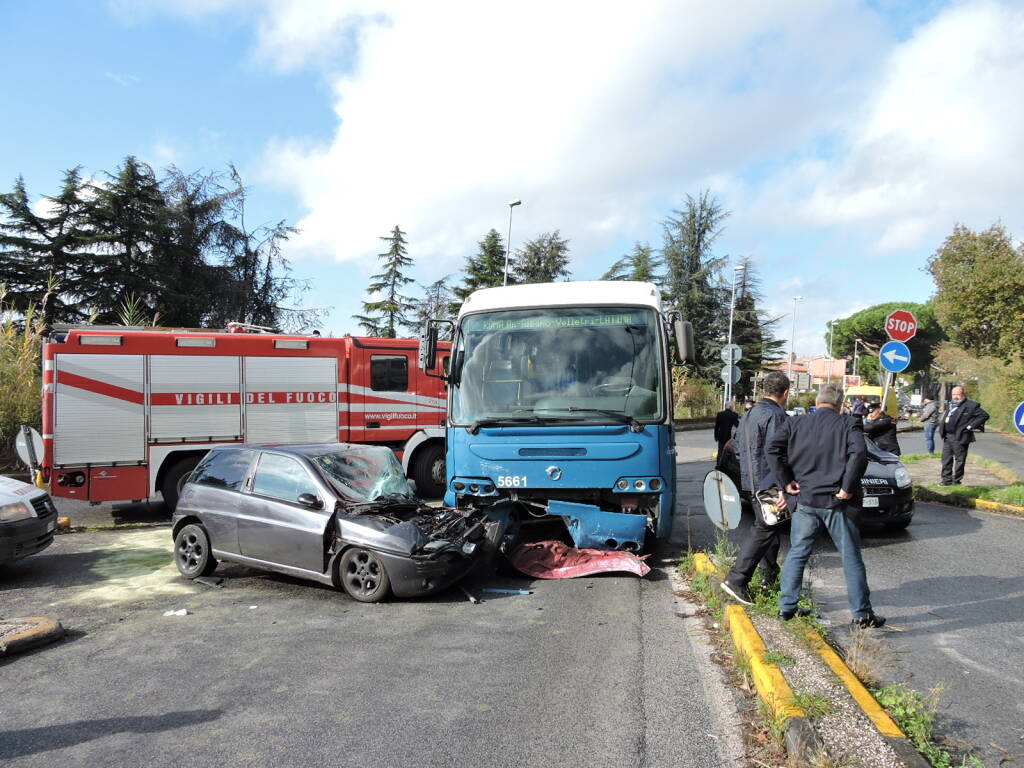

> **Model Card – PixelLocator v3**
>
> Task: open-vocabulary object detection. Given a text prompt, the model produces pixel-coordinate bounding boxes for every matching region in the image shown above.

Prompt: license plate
[47,520,56,532]
[863,496,879,508]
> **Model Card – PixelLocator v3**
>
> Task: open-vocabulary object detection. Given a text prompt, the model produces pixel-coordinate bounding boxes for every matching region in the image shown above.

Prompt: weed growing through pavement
[756,695,788,746]
[872,684,985,768]
[805,745,858,768]
[790,690,835,720]
[763,651,795,667]
[843,626,886,688]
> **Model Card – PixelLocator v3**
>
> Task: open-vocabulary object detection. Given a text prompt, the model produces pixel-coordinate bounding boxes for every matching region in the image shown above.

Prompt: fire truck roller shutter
[54,354,145,465]
[244,357,338,444]
[150,356,242,440]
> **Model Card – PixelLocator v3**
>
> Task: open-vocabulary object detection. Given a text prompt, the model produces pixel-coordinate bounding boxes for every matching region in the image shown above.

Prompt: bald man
[939,386,989,486]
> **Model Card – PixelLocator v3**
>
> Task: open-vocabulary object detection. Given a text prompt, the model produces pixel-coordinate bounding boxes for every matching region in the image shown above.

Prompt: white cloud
[108,0,1024,343]
[242,1,892,281]
[104,71,141,86]
[780,0,1024,251]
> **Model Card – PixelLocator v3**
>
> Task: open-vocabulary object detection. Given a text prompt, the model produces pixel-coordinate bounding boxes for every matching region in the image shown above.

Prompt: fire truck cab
[40,328,449,509]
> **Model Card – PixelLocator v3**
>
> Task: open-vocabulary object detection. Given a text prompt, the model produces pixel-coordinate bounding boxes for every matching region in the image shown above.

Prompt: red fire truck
[38,327,449,508]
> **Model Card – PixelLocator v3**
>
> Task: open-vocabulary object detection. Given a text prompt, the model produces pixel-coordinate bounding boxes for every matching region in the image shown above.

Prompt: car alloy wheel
[174,523,217,578]
[340,547,391,603]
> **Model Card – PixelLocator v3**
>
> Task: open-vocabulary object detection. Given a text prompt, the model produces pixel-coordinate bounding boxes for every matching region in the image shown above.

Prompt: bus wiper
[467,415,542,434]
[559,407,645,433]
[467,413,586,434]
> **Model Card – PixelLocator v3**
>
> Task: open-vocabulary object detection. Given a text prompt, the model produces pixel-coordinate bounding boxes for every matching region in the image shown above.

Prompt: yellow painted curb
[725,604,805,722]
[974,498,1024,514]
[0,617,64,655]
[693,552,717,575]
[798,626,905,739]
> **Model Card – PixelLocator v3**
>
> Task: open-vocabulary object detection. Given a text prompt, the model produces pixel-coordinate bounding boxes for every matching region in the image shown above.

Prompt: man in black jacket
[766,384,884,628]
[719,372,790,605]
[863,403,900,455]
[940,386,990,486]
[714,403,740,459]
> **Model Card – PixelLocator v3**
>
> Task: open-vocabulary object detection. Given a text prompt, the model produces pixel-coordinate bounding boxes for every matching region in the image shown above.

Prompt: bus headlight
[616,479,629,491]
[633,479,646,491]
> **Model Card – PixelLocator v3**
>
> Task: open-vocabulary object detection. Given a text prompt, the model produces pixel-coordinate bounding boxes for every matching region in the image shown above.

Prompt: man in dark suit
[939,386,989,486]
[714,403,740,459]
[766,384,885,628]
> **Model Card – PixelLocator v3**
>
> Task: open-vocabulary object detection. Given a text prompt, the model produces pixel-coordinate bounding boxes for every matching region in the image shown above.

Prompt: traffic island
[0,616,65,656]
[685,552,931,768]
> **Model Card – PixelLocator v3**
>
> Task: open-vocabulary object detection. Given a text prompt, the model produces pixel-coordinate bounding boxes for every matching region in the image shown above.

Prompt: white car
[0,475,59,565]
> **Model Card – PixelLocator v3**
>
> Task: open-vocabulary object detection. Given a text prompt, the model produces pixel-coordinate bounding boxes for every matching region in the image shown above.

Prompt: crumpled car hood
[337,505,489,558]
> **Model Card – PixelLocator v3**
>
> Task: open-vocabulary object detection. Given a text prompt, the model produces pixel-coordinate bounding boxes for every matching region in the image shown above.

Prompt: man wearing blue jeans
[920,395,938,454]
[766,384,885,628]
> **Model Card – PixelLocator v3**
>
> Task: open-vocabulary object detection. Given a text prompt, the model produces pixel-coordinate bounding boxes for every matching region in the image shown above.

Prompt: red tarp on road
[509,540,651,579]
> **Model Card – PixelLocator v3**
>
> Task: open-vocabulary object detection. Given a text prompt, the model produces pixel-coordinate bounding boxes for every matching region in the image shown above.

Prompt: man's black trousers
[941,439,969,484]
[726,494,781,587]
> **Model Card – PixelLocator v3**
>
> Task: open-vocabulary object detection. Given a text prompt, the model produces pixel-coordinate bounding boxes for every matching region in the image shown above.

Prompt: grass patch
[791,690,835,720]
[921,482,1024,507]
[763,650,794,667]
[990,484,1024,506]
[899,453,938,465]
[873,684,986,768]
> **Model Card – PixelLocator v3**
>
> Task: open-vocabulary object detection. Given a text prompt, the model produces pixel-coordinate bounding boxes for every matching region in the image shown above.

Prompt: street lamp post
[827,320,834,384]
[503,199,522,286]
[723,263,746,408]
[786,295,804,400]
[853,338,863,378]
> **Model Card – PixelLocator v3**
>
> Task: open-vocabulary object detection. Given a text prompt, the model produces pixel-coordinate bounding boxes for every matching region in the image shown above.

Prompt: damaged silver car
[171,443,501,602]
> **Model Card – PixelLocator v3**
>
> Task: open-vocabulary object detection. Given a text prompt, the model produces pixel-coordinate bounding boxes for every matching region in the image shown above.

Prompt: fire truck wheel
[413,443,446,499]
[338,548,391,603]
[174,524,218,578]
[162,457,202,512]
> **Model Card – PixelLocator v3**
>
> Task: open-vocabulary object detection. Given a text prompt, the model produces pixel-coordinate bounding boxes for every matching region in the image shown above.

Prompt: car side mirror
[297,493,323,509]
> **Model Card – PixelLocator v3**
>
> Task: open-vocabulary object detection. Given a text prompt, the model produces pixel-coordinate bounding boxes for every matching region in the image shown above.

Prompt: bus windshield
[450,306,665,427]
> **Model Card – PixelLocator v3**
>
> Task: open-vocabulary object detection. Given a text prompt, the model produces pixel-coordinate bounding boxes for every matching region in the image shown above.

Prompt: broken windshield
[450,306,665,426]
[314,447,415,502]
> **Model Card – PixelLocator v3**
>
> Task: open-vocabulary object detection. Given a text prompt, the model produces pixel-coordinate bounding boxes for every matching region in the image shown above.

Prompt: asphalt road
[676,426,1024,767]
[1,511,739,767]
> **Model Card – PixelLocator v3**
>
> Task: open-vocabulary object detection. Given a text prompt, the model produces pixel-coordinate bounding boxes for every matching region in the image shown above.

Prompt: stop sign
[885,309,918,342]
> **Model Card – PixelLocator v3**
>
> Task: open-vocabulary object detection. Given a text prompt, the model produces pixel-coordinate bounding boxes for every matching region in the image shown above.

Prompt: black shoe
[779,608,812,621]
[720,580,753,605]
[852,613,886,628]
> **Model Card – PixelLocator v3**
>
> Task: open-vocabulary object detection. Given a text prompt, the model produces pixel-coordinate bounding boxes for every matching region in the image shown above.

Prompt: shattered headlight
[0,501,33,522]
[894,467,911,489]
[461,540,478,556]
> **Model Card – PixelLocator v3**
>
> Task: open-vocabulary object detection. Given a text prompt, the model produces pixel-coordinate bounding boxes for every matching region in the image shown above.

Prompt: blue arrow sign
[879,340,911,372]
[1014,401,1024,436]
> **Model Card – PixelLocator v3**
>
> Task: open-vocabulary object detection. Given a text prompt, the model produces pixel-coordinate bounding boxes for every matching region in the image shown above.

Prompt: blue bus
[419,281,692,552]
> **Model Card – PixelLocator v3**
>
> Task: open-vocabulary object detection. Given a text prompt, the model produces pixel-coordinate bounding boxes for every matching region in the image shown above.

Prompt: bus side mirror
[418,323,439,372]
[673,319,694,365]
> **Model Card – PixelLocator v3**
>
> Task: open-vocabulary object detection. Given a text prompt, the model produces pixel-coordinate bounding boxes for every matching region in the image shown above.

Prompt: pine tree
[454,228,508,302]
[411,276,457,333]
[601,242,662,283]
[513,230,571,284]
[661,191,730,377]
[729,257,786,398]
[0,169,94,328]
[84,156,169,322]
[354,225,415,338]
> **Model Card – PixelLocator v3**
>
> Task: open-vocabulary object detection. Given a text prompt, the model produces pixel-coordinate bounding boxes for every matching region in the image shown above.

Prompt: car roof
[210,443,384,458]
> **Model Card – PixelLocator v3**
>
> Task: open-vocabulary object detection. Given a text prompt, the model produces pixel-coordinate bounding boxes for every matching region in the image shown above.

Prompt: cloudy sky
[3,0,1023,356]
